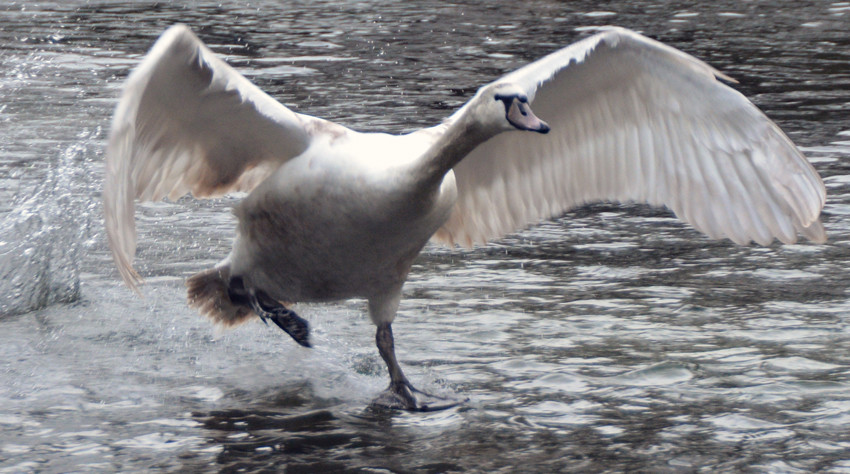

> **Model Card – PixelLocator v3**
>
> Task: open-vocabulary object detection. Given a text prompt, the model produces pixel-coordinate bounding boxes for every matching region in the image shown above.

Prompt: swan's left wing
[434,27,826,247]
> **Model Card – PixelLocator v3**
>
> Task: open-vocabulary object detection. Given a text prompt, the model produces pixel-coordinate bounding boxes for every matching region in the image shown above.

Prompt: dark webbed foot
[371,380,464,412]
[233,283,310,348]
[265,308,310,348]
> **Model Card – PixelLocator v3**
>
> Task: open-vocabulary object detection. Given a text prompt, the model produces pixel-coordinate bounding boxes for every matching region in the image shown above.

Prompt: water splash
[0,130,98,316]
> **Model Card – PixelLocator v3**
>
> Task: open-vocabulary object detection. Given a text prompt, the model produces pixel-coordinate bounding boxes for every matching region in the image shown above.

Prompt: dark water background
[1,1,850,471]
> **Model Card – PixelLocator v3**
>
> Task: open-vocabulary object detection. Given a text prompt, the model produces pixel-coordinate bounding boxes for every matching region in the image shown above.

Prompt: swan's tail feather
[186,266,254,327]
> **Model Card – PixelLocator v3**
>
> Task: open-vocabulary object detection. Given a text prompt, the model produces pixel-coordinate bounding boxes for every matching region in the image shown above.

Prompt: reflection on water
[2,0,850,471]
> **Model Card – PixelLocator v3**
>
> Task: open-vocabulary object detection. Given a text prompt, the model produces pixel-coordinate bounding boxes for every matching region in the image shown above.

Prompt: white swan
[104,25,826,410]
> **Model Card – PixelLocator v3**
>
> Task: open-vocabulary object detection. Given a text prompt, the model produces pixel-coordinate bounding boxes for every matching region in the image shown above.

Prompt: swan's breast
[227,130,456,301]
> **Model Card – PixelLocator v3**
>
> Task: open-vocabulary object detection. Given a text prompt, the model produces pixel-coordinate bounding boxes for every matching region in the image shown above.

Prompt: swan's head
[481,83,550,134]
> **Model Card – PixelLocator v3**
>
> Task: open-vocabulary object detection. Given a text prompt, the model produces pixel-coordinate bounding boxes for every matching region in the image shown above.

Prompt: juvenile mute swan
[104,25,826,410]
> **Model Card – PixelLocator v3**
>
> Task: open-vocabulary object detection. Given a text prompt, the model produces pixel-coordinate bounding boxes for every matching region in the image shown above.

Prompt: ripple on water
[762,356,842,373]
[135,418,202,428]
[490,357,563,375]
[179,386,225,403]
[1,444,32,455]
[520,399,602,428]
[605,361,695,387]
[573,264,654,280]
[514,372,590,394]
[705,414,796,443]
[748,268,823,281]
[53,440,110,456]
[113,432,206,451]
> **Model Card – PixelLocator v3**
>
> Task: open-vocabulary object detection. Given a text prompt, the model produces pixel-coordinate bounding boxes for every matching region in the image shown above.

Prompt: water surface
[2,0,850,471]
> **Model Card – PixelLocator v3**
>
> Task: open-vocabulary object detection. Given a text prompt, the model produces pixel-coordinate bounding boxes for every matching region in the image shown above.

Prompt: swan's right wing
[104,24,317,292]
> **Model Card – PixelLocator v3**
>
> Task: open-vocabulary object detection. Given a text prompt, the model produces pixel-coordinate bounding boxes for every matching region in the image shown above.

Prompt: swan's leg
[248,292,311,348]
[373,322,461,411]
[367,291,463,411]
[375,323,417,408]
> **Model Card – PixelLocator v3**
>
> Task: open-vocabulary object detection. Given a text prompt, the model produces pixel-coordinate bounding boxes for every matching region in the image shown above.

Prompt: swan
[104,24,826,411]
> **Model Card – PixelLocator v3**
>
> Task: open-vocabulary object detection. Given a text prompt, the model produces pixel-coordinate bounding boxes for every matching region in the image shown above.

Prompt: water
[1,0,850,471]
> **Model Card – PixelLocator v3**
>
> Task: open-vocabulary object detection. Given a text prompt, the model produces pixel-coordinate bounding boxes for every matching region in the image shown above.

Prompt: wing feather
[435,27,826,247]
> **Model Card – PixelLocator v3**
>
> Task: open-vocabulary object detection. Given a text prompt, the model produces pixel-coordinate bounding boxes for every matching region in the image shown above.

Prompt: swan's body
[104,25,826,410]
[228,128,455,311]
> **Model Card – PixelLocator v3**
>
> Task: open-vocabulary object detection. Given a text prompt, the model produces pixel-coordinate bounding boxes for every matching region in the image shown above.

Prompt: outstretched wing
[434,27,826,247]
[104,24,319,291]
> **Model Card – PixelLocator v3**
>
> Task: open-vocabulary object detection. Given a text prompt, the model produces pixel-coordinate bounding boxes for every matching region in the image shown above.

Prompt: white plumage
[104,25,826,410]
[434,29,824,246]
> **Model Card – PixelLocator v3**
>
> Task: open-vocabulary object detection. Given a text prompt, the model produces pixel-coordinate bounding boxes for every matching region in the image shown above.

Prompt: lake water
[2,0,850,471]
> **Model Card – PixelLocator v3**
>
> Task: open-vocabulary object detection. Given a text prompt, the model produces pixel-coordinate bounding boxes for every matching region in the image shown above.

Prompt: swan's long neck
[414,100,500,187]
